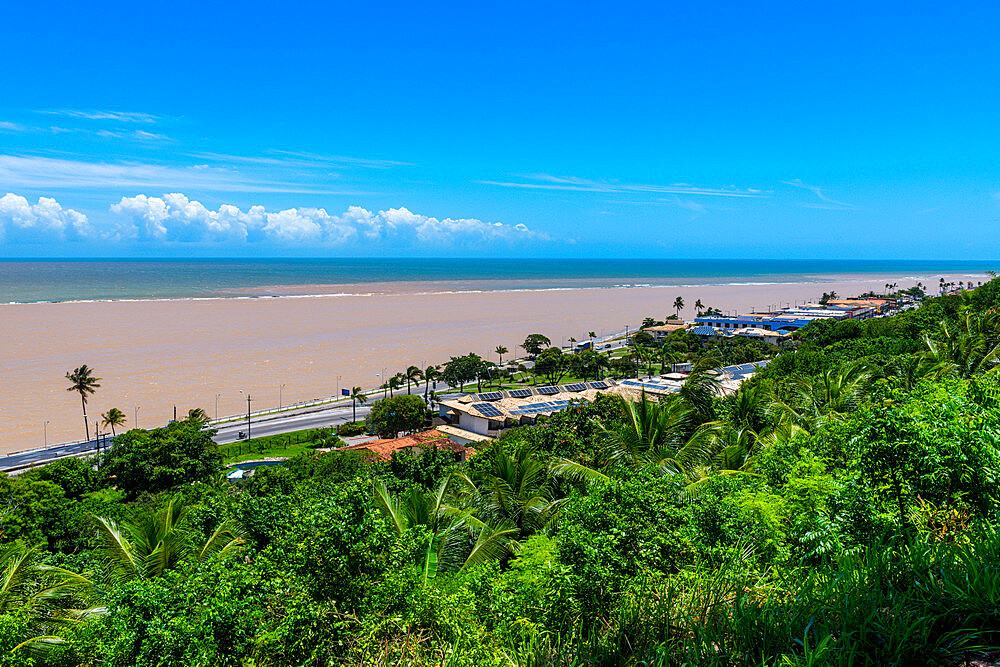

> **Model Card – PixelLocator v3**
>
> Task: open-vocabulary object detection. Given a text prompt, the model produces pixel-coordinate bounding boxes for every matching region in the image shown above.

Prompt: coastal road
[211,401,375,444]
[0,437,108,471]
[0,390,461,471]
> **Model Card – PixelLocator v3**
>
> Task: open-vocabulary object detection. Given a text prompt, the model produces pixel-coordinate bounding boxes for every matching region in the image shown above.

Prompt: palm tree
[438,444,567,571]
[65,365,101,441]
[390,373,404,396]
[374,478,452,579]
[678,360,723,423]
[100,407,127,436]
[673,296,685,318]
[423,365,439,402]
[778,362,872,430]
[350,386,366,422]
[588,331,596,348]
[568,337,577,352]
[694,298,704,314]
[404,366,423,395]
[95,500,243,582]
[923,313,1000,379]
[555,393,719,483]
[187,407,210,424]
[495,345,508,367]
[0,544,95,653]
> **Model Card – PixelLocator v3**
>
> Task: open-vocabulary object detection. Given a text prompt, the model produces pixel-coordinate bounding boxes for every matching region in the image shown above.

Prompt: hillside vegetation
[3,280,1000,665]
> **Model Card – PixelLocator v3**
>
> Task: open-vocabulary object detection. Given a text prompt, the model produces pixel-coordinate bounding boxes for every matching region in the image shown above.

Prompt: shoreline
[0,270,988,453]
[0,269,990,305]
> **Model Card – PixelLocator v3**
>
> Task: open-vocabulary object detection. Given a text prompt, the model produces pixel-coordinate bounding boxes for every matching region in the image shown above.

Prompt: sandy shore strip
[0,271,987,453]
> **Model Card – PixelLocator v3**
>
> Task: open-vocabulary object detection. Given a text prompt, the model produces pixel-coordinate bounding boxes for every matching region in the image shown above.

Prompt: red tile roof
[337,429,476,461]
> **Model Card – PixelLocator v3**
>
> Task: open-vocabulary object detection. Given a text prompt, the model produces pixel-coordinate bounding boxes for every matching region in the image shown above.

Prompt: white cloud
[0,154,359,194]
[108,194,541,246]
[0,191,544,248]
[37,109,158,123]
[782,179,858,210]
[0,193,91,242]
[479,173,768,198]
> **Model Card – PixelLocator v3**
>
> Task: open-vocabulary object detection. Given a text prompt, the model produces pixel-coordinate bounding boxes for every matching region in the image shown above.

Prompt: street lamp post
[134,406,141,429]
[239,390,252,441]
[279,384,286,409]
[215,393,221,420]
[43,420,50,447]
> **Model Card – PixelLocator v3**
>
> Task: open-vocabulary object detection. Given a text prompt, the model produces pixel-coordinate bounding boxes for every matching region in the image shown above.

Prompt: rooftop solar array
[719,361,770,377]
[588,381,610,389]
[537,386,560,395]
[477,392,504,401]
[509,398,588,416]
[508,388,533,398]
[619,379,680,392]
[471,402,504,418]
[563,383,587,392]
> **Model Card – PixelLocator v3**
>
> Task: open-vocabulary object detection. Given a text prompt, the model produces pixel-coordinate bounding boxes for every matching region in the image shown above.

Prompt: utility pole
[215,393,221,420]
[134,406,141,428]
[43,420,49,447]
[240,391,252,441]
[279,384,286,409]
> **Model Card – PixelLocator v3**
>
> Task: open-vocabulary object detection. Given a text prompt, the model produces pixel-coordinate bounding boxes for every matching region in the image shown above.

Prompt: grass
[219,426,340,464]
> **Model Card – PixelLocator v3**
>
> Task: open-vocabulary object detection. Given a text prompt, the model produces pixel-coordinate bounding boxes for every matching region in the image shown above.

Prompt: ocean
[0,258,994,303]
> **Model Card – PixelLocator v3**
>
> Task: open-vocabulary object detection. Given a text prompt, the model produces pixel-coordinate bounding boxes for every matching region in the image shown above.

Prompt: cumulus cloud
[0,193,91,242]
[109,193,542,247]
[0,191,544,248]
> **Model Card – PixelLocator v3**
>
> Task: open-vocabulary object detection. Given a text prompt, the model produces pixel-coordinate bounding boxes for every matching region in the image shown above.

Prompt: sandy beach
[0,271,986,453]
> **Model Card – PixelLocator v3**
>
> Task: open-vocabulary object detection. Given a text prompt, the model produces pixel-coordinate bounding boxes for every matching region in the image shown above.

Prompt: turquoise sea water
[0,259,993,303]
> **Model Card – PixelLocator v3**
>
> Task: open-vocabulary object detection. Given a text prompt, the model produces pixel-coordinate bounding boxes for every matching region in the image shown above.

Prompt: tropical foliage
[2,279,1000,665]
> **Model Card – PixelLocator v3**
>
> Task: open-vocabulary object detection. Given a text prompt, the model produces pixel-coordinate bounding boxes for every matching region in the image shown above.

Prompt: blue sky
[1,1,998,258]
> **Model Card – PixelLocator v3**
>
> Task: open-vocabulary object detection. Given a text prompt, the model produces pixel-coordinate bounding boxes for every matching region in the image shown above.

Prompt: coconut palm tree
[65,365,101,441]
[495,345,508,367]
[350,386,366,422]
[568,337,577,352]
[374,478,453,579]
[404,366,423,395]
[555,393,719,485]
[94,500,243,582]
[673,296,685,318]
[437,444,566,571]
[186,407,210,425]
[100,407,127,436]
[923,313,1000,378]
[423,365,439,400]
[0,544,96,654]
[678,360,723,423]
[777,362,872,430]
[694,298,705,314]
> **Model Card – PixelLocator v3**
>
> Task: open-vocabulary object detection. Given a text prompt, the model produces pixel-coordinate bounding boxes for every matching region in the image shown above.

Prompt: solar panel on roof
[563,383,587,392]
[537,386,559,395]
[508,388,533,398]
[589,381,610,389]
[472,402,504,418]
[477,392,504,401]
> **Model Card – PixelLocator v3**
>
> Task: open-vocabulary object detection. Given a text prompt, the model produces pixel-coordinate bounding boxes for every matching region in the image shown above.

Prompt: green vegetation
[4,280,1000,664]
[217,427,341,464]
[365,395,427,438]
